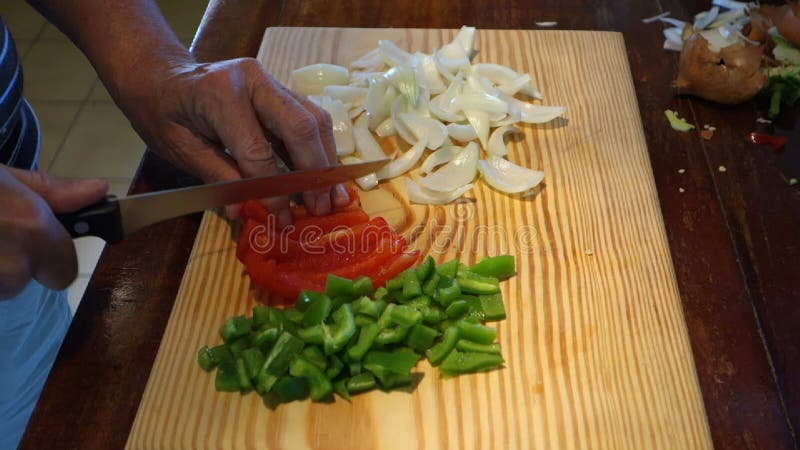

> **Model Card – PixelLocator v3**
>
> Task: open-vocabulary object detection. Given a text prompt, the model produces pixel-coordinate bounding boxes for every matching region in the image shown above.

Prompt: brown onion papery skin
[674,33,767,104]
[774,3,800,48]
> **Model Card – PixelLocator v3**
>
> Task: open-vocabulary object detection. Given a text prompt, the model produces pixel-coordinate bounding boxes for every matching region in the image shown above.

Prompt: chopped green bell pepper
[274,376,310,402]
[390,304,423,327]
[346,372,376,394]
[426,326,459,366]
[456,321,497,344]
[455,340,502,355]
[325,274,357,299]
[406,324,440,352]
[479,293,506,321]
[469,255,516,279]
[415,256,435,282]
[289,356,333,401]
[439,350,504,375]
[220,316,252,342]
[347,322,380,361]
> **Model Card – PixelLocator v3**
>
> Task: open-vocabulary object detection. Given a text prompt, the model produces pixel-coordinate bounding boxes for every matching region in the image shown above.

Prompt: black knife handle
[55,195,124,244]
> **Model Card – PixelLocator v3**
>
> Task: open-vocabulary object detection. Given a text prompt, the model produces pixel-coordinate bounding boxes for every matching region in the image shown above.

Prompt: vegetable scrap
[198,255,516,404]
[700,129,715,140]
[790,178,798,186]
[290,26,565,204]
[664,109,696,131]
[535,21,558,27]
[644,1,800,114]
[679,187,686,193]
[748,132,789,150]
[718,165,727,172]
[678,168,686,174]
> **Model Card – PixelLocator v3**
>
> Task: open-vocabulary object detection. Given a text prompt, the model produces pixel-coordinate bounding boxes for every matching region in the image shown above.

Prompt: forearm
[26,0,193,104]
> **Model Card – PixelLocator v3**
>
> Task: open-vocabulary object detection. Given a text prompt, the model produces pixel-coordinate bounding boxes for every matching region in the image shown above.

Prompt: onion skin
[773,3,800,49]
[673,33,767,104]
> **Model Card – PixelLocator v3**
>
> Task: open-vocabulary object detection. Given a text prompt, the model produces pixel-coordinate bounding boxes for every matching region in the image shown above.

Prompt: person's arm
[26,0,348,223]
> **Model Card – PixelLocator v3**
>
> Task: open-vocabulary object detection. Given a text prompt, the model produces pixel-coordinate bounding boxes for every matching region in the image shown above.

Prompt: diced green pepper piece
[457,271,500,295]
[421,305,444,325]
[436,282,461,307]
[296,290,329,312]
[333,378,351,402]
[258,332,304,379]
[252,305,271,327]
[390,304,423,327]
[386,274,404,292]
[227,336,250,358]
[355,314,376,328]
[209,344,234,365]
[297,325,325,345]
[266,308,286,329]
[346,372,376,394]
[363,348,421,374]
[375,325,410,345]
[456,339,502,355]
[274,376,310,402]
[197,346,216,371]
[215,359,240,392]
[252,327,280,351]
[352,296,380,318]
[416,256,435,282]
[426,326,459,366]
[373,286,389,301]
[353,276,375,297]
[284,309,304,325]
[439,350,504,375]
[402,270,422,300]
[347,323,380,361]
[436,259,459,279]
[325,274,357,299]
[460,295,486,322]
[376,303,396,330]
[479,293,506,321]
[349,361,362,376]
[325,355,345,379]
[406,295,431,310]
[422,273,441,296]
[456,321,497,344]
[220,316,252,342]
[364,363,413,390]
[406,324,440,352]
[324,304,357,355]
[301,346,328,371]
[301,294,332,326]
[469,255,516,279]
[289,356,333,401]
[236,357,253,391]
[445,300,469,319]
[242,347,266,380]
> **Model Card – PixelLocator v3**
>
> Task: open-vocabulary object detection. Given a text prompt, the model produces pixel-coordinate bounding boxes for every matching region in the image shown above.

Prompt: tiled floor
[1,0,208,314]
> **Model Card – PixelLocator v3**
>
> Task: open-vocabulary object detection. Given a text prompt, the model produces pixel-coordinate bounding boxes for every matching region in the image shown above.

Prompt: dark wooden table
[21,1,800,449]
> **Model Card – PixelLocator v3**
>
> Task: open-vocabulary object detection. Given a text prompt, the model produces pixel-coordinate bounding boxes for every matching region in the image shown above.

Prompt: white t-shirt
[0,280,70,450]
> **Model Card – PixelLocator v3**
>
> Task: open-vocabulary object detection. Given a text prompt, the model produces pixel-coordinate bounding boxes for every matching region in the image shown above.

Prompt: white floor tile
[29,101,82,170]
[0,0,46,40]
[49,103,145,179]
[74,236,105,275]
[66,274,90,316]
[22,41,97,102]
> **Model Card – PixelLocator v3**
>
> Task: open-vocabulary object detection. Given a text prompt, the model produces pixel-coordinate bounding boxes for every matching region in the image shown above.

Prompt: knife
[56,159,389,244]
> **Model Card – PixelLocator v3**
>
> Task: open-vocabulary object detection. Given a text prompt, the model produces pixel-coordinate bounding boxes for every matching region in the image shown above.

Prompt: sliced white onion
[429,95,466,123]
[323,85,368,108]
[351,48,385,72]
[419,141,479,191]
[450,93,508,116]
[412,53,447,94]
[290,63,349,96]
[421,145,465,174]
[446,123,478,142]
[490,107,521,127]
[365,76,392,129]
[406,178,473,205]
[375,117,396,137]
[348,105,365,120]
[453,26,477,60]
[478,155,544,194]
[438,42,472,74]
[433,49,457,83]
[320,96,355,155]
[464,109,490,148]
[340,156,379,190]
[353,125,388,161]
[471,63,519,85]
[487,125,521,156]
[496,91,565,123]
[400,113,447,150]
[391,97,417,146]
[378,39,412,66]
[349,71,383,87]
[376,140,426,180]
[693,6,720,30]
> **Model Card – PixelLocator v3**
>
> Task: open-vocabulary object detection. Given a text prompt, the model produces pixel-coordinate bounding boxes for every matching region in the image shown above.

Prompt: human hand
[0,165,107,299]
[116,57,349,227]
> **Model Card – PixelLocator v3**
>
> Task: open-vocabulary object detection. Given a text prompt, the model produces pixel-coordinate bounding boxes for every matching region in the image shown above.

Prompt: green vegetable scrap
[664,109,695,132]
[763,66,800,119]
[197,254,517,405]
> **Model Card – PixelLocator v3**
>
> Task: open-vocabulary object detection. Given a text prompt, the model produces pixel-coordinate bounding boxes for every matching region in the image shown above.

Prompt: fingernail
[276,208,292,229]
[333,184,350,206]
[315,191,331,215]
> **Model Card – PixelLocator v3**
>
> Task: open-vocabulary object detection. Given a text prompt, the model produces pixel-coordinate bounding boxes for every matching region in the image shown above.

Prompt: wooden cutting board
[126,28,712,450]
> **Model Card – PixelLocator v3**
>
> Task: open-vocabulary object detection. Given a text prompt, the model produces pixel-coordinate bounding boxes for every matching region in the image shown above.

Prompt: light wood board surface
[126,28,712,450]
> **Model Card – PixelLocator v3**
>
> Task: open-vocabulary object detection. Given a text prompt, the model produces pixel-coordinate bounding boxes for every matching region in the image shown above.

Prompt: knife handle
[55,195,124,244]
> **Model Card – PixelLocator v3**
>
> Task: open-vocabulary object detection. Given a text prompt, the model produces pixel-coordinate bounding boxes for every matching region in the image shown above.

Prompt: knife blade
[56,159,389,244]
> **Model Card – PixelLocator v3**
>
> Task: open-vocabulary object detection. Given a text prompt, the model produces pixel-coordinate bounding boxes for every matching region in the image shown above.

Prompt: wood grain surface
[125,28,712,449]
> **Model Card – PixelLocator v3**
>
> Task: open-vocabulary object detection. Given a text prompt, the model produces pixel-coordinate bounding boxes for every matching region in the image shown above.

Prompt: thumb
[6,167,108,213]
